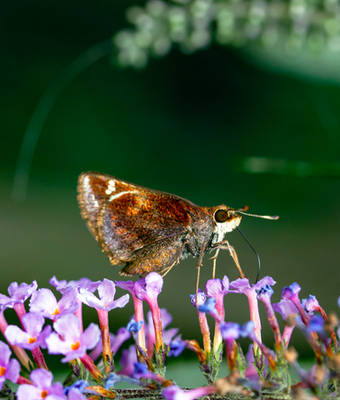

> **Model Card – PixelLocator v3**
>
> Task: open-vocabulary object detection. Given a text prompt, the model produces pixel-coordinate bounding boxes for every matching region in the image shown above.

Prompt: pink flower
[17,369,65,400]
[46,313,99,362]
[0,341,20,390]
[30,288,78,320]
[5,312,51,350]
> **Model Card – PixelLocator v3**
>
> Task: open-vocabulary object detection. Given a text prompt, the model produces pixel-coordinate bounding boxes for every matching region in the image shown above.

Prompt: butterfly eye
[214,209,232,223]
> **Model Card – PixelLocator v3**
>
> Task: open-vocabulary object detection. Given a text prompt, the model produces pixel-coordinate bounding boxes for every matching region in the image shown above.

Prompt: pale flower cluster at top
[0,271,339,399]
[114,0,340,68]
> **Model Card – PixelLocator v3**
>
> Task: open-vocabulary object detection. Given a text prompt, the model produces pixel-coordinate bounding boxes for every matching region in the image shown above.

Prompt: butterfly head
[211,206,242,243]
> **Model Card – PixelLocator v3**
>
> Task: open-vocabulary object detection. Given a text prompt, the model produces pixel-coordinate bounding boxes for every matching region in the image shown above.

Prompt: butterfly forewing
[78,172,199,273]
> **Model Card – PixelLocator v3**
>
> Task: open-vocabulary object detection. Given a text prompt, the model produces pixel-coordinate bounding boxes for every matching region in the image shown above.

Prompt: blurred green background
[1,0,340,357]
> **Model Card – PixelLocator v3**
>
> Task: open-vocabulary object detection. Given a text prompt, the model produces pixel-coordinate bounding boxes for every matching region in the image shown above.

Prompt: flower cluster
[0,272,339,400]
[114,0,340,68]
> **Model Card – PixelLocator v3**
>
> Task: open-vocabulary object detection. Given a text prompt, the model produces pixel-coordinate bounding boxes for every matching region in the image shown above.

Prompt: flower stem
[282,325,295,348]
[132,294,146,354]
[225,339,237,372]
[198,311,211,355]
[96,309,112,374]
[247,290,262,343]
[31,347,48,370]
[262,299,282,351]
[17,376,32,385]
[14,303,26,326]
[80,354,103,381]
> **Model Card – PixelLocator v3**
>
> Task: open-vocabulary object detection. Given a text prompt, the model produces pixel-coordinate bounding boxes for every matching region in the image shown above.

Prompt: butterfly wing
[120,236,185,276]
[78,172,195,271]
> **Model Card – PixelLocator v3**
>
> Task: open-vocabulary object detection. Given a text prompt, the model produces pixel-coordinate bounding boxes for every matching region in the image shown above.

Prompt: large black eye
[214,209,231,223]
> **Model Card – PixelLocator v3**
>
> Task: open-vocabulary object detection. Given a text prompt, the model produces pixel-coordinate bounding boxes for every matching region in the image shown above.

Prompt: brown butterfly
[77,172,278,281]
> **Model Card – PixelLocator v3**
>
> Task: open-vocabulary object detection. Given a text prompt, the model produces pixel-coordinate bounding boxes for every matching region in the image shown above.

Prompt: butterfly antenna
[236,227,261,283]
[237,210,279,220]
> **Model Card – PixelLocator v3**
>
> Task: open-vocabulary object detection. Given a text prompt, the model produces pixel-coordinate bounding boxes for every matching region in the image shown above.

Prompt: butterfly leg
[209,248,220,279]
[195,242,208,303]
[213,240,246,279]
[161,262,177,278]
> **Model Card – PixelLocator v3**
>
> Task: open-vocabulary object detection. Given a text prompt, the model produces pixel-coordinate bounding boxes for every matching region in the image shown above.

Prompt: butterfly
[77,172,277,280]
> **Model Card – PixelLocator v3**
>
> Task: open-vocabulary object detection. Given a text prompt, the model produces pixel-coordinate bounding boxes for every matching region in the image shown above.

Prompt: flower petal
[46,332,70,355]
[30,289,57,317]
[54,314,81,342]
[98,279,116,302]
[5,358,20,383]
[22,312,45,336]
[109,294,129,310]
[81,323,100,350]
[5,325,31,347]
[229,278,250,294]
[30,368,53,388]
[0,341,11,365]
[8,281,37,302]
[17,384,42,400]
[78,289,103,309]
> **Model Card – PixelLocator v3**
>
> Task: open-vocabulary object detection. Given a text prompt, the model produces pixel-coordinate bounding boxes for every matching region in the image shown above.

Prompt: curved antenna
[236,227,261,283]
[12,39,114,201]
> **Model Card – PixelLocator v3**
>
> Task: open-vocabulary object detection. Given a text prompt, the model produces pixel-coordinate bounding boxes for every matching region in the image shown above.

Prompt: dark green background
[1,1,339,356]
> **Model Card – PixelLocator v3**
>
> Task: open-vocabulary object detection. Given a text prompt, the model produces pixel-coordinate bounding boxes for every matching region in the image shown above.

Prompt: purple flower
[281,282,310,326]
[8,281,38,304]
[307,315,325,334]
[134,273,163,303]
[111,328,131,355]
[0,341,20,390]
[229,278,252,295]
[132,362,167,383]
[67,388,87,400]
[78,279,129,311]
[5,312,51,350]
[119,345,137,376]
[273,299,299,320]
[229,278,262,343]
[240,321,255,338]
[115,280,135,294]
[189,289,211,354]
[205,276,231,354]
[46,313,100,362]
[0,281,38,313]
[168,337,186,357]
[198,297,216,313]
[64,380,88,400]
[162,385,215,400]
[205,277,229,298]
[134,273,164,353]
[64,380,89,395]
[50,276,99,294]
[302,295,320,316]
[133,362,149,378]
[254,277,276,300]
[17,369,65,400]
[145,309,178,347]
[0,294,14,311]
[189,290,206,307]
[127,318,143,334]
[219,322,241,341]
[282,282,301,301]
[115,279,146,353]
[30,288,78,320]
